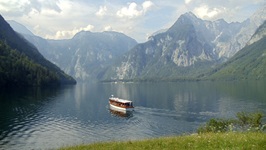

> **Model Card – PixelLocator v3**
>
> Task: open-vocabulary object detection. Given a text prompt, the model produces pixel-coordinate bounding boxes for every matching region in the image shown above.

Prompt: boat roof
[109,97,132,103]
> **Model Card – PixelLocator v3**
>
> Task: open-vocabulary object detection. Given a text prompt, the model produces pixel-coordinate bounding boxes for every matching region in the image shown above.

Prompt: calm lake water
[0,81,266,149]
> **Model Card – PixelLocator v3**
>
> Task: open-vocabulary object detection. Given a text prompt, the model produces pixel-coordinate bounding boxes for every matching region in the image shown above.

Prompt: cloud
[0,0,30,16]
[1,0,263,42]
[185,0,192,4]
[0,0,61,17]
[116,2,141,18]
[104,25,113,31]
[142,1,154,12]
[83,24,95,31]
[96,5,107,17]
[116,1,154,19]
[31,0,61,13]
[46,24,95,39]
[193,5,224,19]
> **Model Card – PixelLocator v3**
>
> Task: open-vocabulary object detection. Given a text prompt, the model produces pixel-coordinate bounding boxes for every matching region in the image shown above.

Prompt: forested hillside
[0,41,61,86]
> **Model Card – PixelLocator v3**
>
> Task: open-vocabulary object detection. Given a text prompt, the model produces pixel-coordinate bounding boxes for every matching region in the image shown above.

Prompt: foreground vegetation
[198,112,265,133]
[60,132,266,150]
[61,112,265,150]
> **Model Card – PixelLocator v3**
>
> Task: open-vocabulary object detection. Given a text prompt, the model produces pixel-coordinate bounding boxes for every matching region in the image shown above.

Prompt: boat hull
[109,103,134,112]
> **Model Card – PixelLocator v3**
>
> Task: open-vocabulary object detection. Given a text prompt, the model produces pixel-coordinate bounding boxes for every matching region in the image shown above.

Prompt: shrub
[197,112,265,134]
[236,112,263,131]
[197,118,234,133]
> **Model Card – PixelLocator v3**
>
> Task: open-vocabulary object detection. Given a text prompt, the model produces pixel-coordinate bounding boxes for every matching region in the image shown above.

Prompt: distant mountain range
[7,21,138,81]
[8,5,266,82]
[0,15,76,87]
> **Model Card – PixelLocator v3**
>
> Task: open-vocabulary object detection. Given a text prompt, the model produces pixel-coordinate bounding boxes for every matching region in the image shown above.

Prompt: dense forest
[0,40,62,87]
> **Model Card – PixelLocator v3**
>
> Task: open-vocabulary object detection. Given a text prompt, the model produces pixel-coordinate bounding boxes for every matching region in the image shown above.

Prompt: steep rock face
[208,19,243,59]
[164,12,217,66]
[21,31,137,81]
[166,12,244,61]
[103,13,219,80]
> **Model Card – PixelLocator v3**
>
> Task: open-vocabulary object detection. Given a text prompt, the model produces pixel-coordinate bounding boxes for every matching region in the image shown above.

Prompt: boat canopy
[109,97,132,103]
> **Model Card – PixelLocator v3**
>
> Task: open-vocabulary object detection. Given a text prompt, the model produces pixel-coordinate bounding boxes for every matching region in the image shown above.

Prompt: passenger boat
[109,95,134,112]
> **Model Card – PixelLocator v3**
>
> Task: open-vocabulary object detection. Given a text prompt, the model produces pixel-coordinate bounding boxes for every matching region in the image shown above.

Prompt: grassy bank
[60,132,266,150]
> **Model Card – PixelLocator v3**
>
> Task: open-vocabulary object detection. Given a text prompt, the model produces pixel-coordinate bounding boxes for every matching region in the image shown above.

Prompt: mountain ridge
[18,29,138,81]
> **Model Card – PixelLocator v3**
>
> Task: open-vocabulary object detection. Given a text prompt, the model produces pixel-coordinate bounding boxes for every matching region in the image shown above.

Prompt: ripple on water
[0,103,202,149]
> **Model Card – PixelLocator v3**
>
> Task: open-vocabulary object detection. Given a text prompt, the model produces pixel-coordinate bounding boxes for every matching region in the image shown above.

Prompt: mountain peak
[167,12,200,32]
[71,30,92,39]
[178,11,199,23]
[214,18,227,24]
[183,11,198,19]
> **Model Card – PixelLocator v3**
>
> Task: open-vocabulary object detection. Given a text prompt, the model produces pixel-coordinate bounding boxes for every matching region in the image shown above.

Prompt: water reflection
[0,85,74,150]
[109,109,133,118]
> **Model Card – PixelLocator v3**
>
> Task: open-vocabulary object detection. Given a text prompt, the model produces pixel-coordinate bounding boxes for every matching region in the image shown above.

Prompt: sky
[0,0,265,42]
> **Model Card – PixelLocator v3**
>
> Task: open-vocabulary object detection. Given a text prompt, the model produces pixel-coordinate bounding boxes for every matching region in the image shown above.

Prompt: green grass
[60,132,266,150]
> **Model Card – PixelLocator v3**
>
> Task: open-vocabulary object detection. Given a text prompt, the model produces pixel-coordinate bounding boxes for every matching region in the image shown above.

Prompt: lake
[0,81,266,149]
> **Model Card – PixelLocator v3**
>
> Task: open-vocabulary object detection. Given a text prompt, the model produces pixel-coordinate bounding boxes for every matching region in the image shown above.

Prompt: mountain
[19,31,137,81]
[150,28,168,37]
[0,15,76,87]
[7,20,34,36]
[100,6,266,81]
[226,5,266,58]
[247,20,266,45]
[9,5,265,82]
[101,12,219,80]
[205,21,266,80]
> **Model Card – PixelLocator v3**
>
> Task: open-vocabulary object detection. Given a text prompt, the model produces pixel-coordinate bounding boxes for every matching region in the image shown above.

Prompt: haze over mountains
[8,5,266,82]
[0,15,76,87]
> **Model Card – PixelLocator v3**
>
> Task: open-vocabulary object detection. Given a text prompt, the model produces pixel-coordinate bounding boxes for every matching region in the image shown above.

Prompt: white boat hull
[109,103,134,112]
